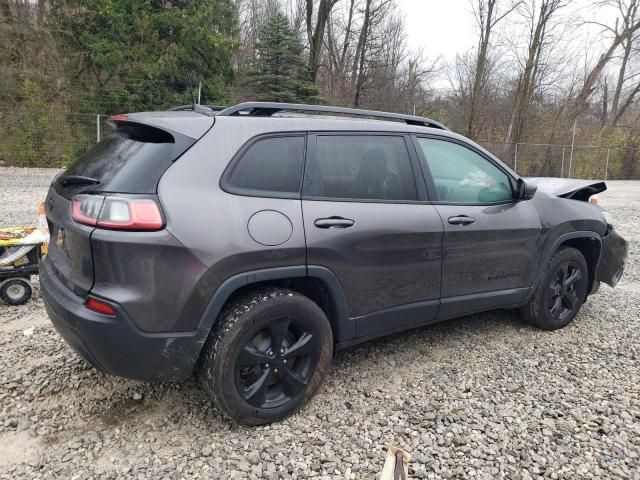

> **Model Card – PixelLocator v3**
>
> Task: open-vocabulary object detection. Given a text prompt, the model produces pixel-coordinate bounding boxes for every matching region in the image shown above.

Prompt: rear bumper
[40,257,209,381]
[597,226,628,287]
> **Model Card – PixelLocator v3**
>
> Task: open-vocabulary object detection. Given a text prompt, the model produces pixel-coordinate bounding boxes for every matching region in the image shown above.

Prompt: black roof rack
[215,102,448,130]
[168,104,227,115]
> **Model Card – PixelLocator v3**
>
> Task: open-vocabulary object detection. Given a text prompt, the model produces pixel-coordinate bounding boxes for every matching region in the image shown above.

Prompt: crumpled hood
[525,177,607,202]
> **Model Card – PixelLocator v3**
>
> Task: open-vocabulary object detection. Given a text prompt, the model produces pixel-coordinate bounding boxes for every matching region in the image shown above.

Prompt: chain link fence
[479,141,639,180]
[1,109,639,179]
[0,109,111,168]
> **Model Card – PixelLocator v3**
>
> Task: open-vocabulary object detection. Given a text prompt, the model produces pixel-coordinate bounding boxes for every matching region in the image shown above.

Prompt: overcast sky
[398,0,618,64]
[401,1,477,62]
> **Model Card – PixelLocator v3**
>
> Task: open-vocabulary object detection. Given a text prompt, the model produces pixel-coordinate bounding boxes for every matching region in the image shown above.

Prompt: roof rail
[168,104,227,115]
[215,102,448,130]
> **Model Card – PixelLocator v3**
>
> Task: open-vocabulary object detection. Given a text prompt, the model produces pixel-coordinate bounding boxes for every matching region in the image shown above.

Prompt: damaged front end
[597,225,627,287]
[525,177,607,201]
[526,177,628,288]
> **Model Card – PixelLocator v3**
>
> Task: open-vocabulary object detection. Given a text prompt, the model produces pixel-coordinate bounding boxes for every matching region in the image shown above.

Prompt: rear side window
[305,135,417,201]
[225,136,306,195]
[57,124,193,199]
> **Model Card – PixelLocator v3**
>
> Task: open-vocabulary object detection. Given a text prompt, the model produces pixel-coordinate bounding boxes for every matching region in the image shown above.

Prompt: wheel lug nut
[274,368,278,373]
[264,363,270,368]
[280,348,285,354]
[283,359,287,364]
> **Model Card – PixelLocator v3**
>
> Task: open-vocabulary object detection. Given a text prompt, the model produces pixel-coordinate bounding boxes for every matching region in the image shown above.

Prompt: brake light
[71,194,103,226]
[71,195,164,231]
[85,297,117,316]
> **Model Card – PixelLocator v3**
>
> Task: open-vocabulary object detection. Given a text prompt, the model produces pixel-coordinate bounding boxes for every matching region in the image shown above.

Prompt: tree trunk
[467,0,496,139]
[307,0,338,82]
[571,35,627,121]
[504,2,549,158]
[613,81,640,125]
[601,78,608,128]
[611,39,632,121]
[353,0,372,107]
[340,0,356,69]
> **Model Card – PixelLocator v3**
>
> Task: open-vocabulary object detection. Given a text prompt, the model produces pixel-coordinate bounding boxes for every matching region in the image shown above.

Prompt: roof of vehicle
[127,102,517,178]
[212,114,449,135]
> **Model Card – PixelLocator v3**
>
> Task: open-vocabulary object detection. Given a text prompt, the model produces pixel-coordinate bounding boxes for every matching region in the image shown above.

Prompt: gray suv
[40,102,627,425]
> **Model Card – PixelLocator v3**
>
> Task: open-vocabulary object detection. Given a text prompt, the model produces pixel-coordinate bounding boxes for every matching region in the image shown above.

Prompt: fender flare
[526,230,602,302]
[197,265,354,341]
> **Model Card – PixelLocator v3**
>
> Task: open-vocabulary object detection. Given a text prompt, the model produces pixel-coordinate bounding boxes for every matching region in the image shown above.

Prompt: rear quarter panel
[90,228,208,332]
[157,119,308,331]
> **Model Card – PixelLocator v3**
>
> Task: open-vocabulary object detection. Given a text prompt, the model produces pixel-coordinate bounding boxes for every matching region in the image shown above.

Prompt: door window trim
[301,131,430,204]
[411,134,518,206]
[219,132,308,200]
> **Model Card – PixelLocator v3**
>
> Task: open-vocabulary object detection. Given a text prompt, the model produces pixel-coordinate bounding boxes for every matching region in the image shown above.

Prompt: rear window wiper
[57,175,101,186]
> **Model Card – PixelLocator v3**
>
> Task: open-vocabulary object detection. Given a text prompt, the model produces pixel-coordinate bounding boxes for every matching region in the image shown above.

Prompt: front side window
[305,135,417,201]
[416,138,513,204]
[226,136,305,194]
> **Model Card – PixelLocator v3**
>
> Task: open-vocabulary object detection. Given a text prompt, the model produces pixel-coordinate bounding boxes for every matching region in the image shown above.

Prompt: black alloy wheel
[199,288,333,425]
[235,315,319,408]
[521,247,588,330]
[547,261,583,322]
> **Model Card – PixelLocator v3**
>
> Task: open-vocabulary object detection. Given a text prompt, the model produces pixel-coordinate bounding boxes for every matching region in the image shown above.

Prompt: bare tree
[504,0,568,157]
[610,7,640,125]
[466,0,520,138]
[572,0,640,121]
[306,0,341,81]
[351,0,372,106]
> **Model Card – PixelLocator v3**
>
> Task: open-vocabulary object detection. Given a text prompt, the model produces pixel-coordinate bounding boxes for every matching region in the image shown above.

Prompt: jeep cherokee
[40,102,628,425]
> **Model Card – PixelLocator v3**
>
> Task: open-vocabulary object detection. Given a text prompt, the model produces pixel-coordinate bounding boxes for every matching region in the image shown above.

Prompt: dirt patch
[0,431,42,468]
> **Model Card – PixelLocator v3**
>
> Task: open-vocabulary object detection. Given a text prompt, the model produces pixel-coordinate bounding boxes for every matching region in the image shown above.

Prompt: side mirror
[516,178,536,200]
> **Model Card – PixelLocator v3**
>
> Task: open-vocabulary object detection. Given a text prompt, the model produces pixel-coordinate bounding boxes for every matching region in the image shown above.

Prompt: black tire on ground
[0,278,33,306]
[198,287,333,425]
[521,247,589,330]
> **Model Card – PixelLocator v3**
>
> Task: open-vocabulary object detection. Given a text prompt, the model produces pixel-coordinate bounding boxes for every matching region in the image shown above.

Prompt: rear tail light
[85,296,117,316]
[71,194,103,226]
[71,195,164,231]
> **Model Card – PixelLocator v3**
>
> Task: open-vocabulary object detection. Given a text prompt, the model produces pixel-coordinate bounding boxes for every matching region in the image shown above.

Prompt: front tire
[198,288,333,425]
[521,247,588,330]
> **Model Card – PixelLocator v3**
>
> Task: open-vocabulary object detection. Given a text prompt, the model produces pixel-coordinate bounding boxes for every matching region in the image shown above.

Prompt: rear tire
[198,288,333,425]
[521,247,588,330]
[0,278,32,306]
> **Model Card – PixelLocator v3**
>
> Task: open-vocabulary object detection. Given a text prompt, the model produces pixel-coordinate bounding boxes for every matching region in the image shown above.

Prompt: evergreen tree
[248,12,322,103]
[52,0,238,112]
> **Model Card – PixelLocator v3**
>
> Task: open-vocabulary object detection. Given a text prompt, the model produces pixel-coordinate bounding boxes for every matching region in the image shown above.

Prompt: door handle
[314,217,355,229]
[448,215,476,225]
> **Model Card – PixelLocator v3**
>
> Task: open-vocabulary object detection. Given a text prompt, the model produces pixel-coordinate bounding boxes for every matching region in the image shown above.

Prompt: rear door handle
[448,215,476,225]
[314,217,355,229]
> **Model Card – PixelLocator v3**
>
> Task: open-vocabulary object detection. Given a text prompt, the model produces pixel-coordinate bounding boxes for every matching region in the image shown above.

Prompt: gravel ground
[0,166,638,479]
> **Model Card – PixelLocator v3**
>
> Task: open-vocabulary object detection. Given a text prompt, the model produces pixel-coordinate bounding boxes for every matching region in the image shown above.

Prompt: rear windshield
[56,123,194,198]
